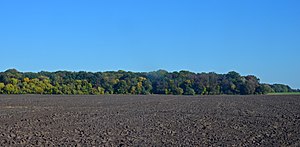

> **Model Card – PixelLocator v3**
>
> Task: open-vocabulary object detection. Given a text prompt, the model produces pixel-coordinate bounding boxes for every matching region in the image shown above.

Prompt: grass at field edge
[267,92,300,95]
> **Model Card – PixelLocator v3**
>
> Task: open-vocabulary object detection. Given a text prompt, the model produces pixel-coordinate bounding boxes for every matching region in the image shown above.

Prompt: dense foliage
[0,69,298,95]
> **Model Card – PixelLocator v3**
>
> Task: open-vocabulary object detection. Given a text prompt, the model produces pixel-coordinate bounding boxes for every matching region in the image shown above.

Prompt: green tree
[0,83,5,93]
[239,75,260,95]
[114,80,128,94]
[181,80,195,95]
[173,87,184,95]
[271,84,291,93]
[0,69,297,95]
[184,87,195,95]
[256,84,274,94]
[4,84,18,94]
[97,87,105,94]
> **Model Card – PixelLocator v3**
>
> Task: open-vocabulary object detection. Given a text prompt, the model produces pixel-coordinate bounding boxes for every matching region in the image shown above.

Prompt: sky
[0,0,299,89]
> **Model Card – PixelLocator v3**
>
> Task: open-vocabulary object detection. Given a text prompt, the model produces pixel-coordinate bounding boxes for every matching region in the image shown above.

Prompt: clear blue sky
[0,0,299,88]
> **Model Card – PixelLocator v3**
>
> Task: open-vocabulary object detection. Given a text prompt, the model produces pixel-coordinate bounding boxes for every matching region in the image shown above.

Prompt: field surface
[0,95,299,146]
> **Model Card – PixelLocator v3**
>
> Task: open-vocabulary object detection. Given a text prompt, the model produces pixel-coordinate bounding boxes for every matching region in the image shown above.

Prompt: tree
[142,79,153,94]
[4,84,18,94]
[173,87,184,95]
[180,80,196,95]
[271,84,292,93]
[256,84,274,94]
[0,83,5,93]
[184,87,195,95]
[0,69,296,95]
[114,80,128,94]
[97,87,105,94]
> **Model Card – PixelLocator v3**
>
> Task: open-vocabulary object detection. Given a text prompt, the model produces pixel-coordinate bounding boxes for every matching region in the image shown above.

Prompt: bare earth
[0,95,299,146]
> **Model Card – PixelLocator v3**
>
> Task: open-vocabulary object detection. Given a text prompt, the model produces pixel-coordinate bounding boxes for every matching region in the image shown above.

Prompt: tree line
[0,69,298,95]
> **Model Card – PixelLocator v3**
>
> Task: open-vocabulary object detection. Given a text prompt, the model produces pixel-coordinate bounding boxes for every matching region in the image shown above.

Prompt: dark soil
[0,95,299,146]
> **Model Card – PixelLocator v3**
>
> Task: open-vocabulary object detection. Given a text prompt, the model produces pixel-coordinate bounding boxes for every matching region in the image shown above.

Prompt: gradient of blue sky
[0,0,299,88]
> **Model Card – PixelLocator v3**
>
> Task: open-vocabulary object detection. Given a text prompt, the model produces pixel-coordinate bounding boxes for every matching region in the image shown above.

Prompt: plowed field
[0,95,299,146]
